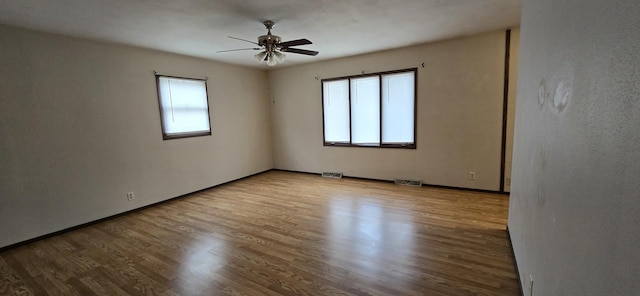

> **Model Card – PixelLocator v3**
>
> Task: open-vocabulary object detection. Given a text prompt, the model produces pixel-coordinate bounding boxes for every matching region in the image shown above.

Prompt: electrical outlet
[127,192,135,201]
[506,177,511,186]
[469,171,476,180]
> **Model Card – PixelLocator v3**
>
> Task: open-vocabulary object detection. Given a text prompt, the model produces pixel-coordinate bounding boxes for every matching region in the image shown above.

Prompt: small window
[322,68,416,148]
[155,75,211,140]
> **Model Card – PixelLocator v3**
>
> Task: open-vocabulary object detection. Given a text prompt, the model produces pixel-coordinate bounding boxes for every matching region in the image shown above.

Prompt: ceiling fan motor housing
[258,34,281,47]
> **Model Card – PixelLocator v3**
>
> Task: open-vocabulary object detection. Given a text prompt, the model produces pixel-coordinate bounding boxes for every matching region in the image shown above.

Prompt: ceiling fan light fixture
[273,51,286,63]
[255,51,267,63]
[266,54,278,66]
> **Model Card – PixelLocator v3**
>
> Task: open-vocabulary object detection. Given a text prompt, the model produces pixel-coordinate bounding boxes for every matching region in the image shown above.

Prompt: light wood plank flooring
[0,171,519,295]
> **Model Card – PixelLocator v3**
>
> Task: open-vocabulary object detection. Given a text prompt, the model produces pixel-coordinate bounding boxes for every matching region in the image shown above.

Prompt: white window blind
[321,68,416,148]
[322,80,350,143]
[351,77,380,145]
[157,76,211,139]
[382,71,415,144]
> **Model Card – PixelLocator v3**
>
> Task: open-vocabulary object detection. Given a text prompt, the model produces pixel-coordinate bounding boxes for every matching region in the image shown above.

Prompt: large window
[322,68,416,148]
[155,75,211,140]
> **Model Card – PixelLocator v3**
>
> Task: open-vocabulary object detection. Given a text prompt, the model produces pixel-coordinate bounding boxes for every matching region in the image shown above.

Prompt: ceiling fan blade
[216,48,261,53]
[278,39,312,48]
[228,36,259,45]
[282,48,319,56]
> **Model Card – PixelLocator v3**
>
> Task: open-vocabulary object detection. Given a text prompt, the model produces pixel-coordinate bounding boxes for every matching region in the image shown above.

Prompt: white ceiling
[0,0,521,68]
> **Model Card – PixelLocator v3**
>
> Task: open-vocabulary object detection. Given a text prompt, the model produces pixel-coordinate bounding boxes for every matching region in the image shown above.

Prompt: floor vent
[395,178,422,187]
[322,172,343,179]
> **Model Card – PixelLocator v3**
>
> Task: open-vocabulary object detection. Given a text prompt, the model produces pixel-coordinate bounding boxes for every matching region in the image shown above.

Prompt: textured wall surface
[509,0,640,295]
[0,25,273,248]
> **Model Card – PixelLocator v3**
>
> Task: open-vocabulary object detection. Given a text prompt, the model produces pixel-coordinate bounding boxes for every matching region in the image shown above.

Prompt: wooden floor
[0,171,519,296]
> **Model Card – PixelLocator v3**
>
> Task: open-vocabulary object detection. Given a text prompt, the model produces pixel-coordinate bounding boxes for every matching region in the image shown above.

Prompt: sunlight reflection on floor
[176,235,227,294]
[326,195,416,287]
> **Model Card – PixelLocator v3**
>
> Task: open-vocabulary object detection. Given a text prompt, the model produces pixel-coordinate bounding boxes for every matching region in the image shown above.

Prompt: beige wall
[0,24,519,248]
[509,0,640,294]
[0,25,273,248]
[269,30,514,191]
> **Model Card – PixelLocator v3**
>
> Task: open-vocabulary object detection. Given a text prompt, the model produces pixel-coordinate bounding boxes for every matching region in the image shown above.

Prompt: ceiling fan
[217,20,319,66]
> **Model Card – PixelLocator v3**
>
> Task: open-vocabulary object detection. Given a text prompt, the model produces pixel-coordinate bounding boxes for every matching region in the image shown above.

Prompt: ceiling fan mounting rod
[258,20,281,48]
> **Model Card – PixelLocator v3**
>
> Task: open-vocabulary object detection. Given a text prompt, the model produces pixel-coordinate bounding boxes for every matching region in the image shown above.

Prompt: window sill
[323,142,416,149]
